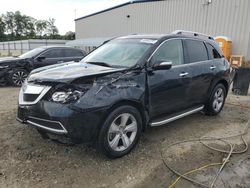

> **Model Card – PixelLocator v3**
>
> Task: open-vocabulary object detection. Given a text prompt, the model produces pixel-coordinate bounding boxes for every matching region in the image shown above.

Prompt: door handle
[210,65,216,70]
[179,72,189,77]
[57,61,64,63]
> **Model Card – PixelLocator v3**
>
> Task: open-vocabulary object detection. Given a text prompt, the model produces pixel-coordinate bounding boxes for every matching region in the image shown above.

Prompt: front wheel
[9,69,28,86]
[98,105,142,158]
[204,84,226,116]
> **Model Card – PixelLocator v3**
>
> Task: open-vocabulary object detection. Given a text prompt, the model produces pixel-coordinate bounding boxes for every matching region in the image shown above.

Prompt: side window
[206,43,221,59]
[185,40,208,63]
[63,49,84,57]
[42,49,64,58]
[151,39,184,66]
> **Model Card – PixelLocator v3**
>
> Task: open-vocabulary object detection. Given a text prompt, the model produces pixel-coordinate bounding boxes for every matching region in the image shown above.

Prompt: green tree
[13,11,23,37]
[23,16,36,38]
[46,18,59,38]
[2,11,36,40]
[0,16,5,41]
[64,31,75,40]
[35,20,48,38]
[3,12,15,39]
[0,11,64,41]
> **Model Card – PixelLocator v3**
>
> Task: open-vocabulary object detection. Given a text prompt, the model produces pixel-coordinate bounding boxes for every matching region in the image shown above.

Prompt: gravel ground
[0,86,249,188]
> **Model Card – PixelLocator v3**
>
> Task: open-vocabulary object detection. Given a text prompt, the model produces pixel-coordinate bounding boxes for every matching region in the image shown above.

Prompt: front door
[147,39,192,119]
[33,48,65,69]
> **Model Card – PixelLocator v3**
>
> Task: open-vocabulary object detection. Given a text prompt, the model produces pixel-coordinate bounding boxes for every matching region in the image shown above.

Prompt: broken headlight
[50,79,95,103]
[0,65,9,69]
[52,90,83,103]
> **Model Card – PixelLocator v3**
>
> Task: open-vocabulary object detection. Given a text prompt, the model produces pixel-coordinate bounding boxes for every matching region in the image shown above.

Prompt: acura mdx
[17,31,231,158]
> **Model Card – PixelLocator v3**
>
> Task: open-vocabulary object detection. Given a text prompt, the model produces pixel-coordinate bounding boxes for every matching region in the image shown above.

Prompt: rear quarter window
[185,40,208,63]
[206,43,221,59]
[63,49,84,57]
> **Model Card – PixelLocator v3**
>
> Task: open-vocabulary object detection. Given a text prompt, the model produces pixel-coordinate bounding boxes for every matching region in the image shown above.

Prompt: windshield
[19,47,45,58]
[81,39,154,68]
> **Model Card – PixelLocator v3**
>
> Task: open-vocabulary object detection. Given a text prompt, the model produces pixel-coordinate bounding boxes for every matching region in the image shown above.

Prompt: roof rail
[172,30,214,40]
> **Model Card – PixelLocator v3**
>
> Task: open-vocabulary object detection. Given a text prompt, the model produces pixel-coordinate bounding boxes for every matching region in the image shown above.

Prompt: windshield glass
[81,39,154,68]
[19,48,45,58]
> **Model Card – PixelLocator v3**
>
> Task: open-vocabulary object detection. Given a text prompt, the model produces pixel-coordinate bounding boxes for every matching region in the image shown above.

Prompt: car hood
[28,62,126,83]
[0,56,24,64]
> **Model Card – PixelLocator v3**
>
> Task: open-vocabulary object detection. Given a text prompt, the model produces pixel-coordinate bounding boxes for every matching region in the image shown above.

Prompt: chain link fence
[0,39,69,57]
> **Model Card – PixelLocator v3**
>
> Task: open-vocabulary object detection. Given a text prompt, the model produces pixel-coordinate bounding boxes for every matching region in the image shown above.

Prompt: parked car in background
[0,46,86,86]
[17,31,231,158]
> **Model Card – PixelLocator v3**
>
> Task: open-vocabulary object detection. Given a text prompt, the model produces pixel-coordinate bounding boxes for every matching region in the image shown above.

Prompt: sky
[0,0,129,34]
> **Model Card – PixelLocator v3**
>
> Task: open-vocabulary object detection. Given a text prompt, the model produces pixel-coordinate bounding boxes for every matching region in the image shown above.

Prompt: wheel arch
[7,67,30,77]
[209,78,229,97]
[206,78,229,104]
[204,79,228,116]
[103,100,149,132]
[215,79,229,96]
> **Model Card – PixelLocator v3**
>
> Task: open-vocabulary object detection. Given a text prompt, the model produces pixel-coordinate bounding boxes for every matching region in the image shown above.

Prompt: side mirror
[153,61,172,70]
[36,56,46,62]
[74,59,81,62]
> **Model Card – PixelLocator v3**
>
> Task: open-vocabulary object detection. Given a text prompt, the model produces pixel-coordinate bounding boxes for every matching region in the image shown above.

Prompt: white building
[74,0,250,60]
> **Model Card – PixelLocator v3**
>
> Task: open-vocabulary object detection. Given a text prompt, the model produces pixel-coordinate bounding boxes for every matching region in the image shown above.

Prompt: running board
[150,106,204,127]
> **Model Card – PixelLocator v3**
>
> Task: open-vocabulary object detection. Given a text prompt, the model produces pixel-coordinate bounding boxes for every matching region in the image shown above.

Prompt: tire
[9,69,29,86]
[98,105,142,158]
[204,83,226,116]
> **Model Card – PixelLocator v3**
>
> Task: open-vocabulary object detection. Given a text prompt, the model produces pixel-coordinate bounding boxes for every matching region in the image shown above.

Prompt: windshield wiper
[86,62,112,67]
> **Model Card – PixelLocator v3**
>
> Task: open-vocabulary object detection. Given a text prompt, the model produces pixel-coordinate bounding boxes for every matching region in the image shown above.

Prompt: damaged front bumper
[16,79,112,143]
[17,101,108,143]
[0,69,9,84]
[17,113,68,135]
[17,70,146,143]
[17,81,109,143]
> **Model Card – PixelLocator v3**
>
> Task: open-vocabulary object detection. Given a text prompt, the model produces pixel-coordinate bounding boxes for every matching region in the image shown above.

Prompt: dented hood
[0,56,26,64]
[28,62,126,83]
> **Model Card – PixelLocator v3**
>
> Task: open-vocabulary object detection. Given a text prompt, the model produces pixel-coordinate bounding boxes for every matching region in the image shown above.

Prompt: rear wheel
[9,69,28,86]
[204,84,226,116]
[98,105,142,158]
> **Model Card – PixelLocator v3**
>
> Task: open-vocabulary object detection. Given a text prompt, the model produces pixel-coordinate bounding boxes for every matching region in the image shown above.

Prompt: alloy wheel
[107,113,138,152]
[12,71,28,86]
[212,88,224,112]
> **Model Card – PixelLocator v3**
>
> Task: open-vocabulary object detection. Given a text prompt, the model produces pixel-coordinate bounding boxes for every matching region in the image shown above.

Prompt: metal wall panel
[76,0,250,58]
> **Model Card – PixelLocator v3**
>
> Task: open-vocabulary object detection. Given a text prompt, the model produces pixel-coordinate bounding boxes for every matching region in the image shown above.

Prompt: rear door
[148,39,192,119]
[205,42,223,74]
[183,39,214,106]
[62,49,85,62]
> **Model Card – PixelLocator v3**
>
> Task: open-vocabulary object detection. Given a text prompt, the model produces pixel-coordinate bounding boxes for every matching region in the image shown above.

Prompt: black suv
[0,46,86,86]
[17,31,231,158]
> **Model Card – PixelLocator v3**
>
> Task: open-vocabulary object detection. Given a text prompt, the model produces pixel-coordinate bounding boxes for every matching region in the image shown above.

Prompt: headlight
[52,90,83,103]
[50,82,94,104]
[0,65,9,69]
[52,92,70,102]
